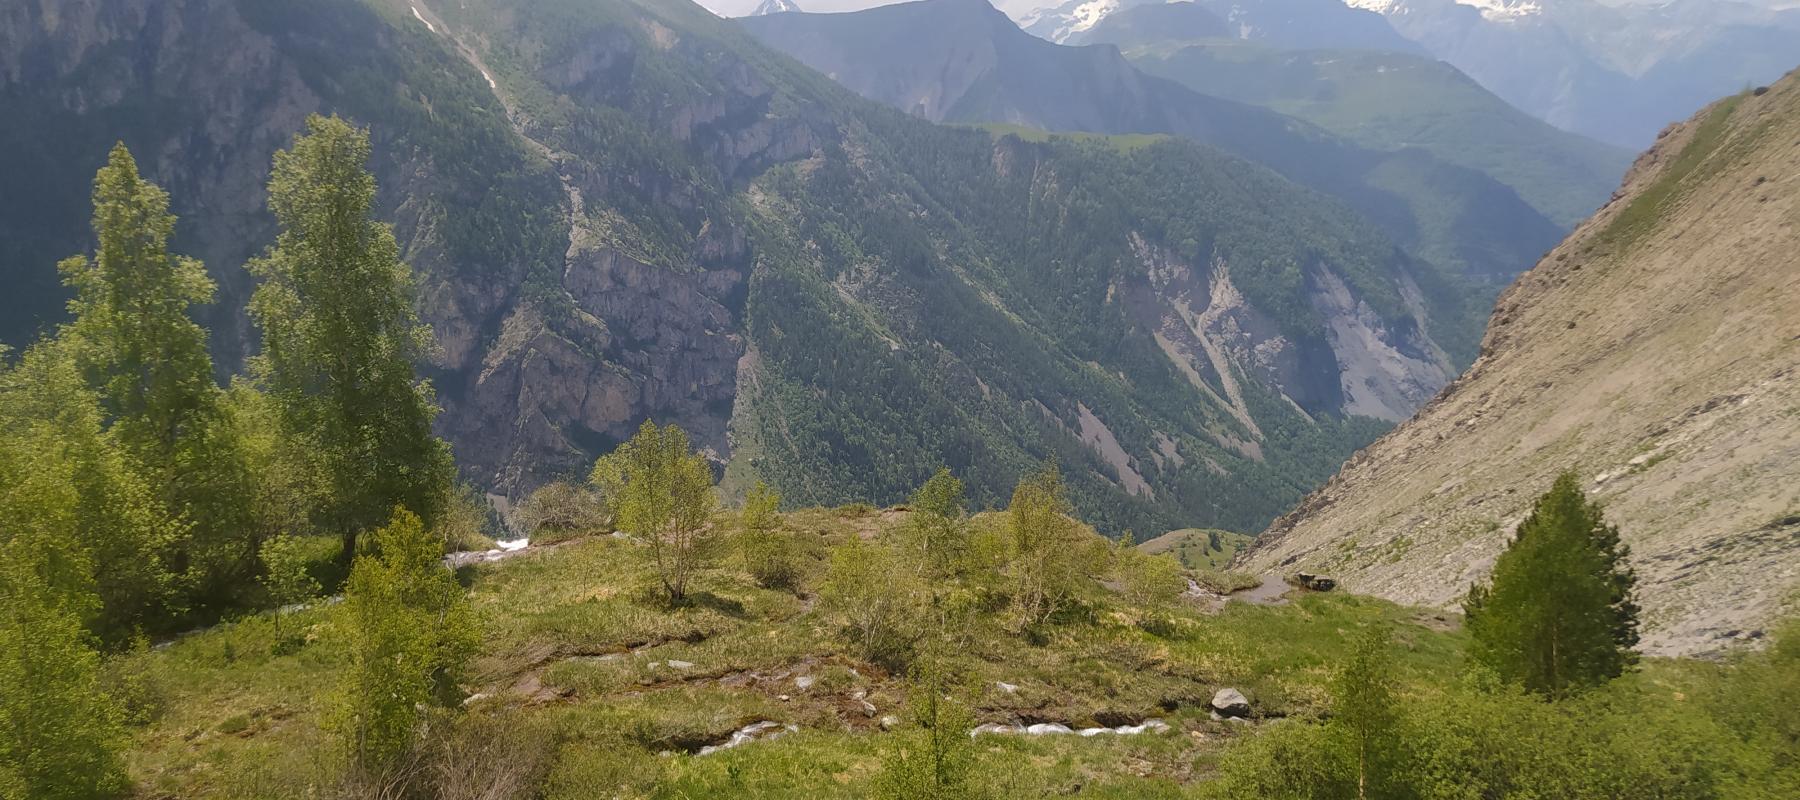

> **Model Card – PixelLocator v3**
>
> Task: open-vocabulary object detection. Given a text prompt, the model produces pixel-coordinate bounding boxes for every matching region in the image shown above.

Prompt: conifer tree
[1464,472,1640,699]
[877,658,980,800]
[250,115,453,560]
[336,508,478,771]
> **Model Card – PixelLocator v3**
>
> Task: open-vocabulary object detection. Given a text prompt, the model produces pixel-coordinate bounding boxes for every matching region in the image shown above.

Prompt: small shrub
[517,480,608,545]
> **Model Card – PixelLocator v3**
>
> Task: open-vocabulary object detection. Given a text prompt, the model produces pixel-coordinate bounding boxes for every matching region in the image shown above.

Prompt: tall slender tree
[1330,626,1402,800]
[57,144,265,607]
[59,143,216,470]
[1464,471,1640,699]
[905,468,968,578]
[249,115,453,559]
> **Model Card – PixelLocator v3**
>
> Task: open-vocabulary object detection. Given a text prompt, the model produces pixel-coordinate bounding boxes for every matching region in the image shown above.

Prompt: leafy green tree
[57,143,216,475]
[249,115,453,560]
[738,482,801,590]
[0,548,129,800]
[1113,548,1186,634]
[820,537,929,669]
[0,342,178,642]
[0,394,129,799]
[1003,464,1097,633]
[516,481,608,545]
[53,145,268,614]
[594,421,719,604]
[877,659,980,800]
[1330,626,1402,800]
[904,468,968,578]
[336,507,478,772]
[1464,472,1640,699]
[259,534,320,644]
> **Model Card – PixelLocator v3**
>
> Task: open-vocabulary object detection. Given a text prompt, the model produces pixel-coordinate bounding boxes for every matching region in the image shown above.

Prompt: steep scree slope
[1241,73,1800,655]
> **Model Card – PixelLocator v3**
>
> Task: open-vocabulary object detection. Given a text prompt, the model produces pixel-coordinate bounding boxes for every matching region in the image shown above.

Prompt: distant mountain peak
[749,0,804,16]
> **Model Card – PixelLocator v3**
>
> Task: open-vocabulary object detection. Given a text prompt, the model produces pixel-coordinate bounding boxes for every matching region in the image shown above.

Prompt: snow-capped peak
[749,0,803,16]
[1346,0,1543,21]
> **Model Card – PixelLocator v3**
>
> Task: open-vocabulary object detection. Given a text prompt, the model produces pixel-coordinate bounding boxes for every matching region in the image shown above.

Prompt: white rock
[795,675,815,690]
[995,681,1019,694]
[666,659,694,670]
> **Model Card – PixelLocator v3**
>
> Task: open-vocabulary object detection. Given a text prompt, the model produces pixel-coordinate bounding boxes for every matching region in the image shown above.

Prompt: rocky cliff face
[1241,71,1800,655]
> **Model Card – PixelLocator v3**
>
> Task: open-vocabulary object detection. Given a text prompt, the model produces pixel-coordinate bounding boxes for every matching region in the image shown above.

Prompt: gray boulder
[1211,687,1252,718]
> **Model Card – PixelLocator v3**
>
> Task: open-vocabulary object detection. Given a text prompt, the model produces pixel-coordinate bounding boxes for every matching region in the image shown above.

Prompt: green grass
[1597,94,1749,252]
[115,507,1475,797]
[118,505,1790,798]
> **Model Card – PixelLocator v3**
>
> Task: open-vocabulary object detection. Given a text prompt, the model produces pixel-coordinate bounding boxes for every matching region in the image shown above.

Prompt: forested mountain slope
[0,0,1475,535]
[1242,72,1800,655]
[1078,2,1633,227]
[739,0,1564,284]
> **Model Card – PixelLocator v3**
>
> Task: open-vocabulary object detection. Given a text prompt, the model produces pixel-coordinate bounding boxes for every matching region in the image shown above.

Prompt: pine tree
[1464,471,1640,699]
[876,658,980,800]
[1330,626,1402,800]
[249,115,453,560]
[594,421,718,604]
[336,508,478,771]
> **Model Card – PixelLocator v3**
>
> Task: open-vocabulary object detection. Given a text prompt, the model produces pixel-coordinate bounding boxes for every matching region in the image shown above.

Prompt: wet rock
[1211,688,1252,718]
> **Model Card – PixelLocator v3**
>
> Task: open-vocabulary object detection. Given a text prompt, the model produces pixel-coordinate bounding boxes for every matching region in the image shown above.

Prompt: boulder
[1211,688,1252,718]
[1294,573,1337,592]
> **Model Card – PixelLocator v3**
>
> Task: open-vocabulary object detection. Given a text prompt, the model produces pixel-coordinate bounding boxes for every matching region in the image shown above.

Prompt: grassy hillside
[1137,528,1254,571]
[115,503,1800,798]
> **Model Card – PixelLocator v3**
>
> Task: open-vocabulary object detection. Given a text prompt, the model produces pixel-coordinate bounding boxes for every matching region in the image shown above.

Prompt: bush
[517,480,609,545]
[819,538,929,670]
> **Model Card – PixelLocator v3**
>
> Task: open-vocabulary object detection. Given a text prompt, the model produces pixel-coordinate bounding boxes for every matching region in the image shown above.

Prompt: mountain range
[1070,1,1635,226]
[1019,0,1800,148]
[740,0,1566,283]
[1,0,1489,537]
[1243,70,1800,655]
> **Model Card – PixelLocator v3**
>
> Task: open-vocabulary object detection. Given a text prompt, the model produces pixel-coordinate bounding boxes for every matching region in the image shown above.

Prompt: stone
[666,659,694,670]
[995,681,1019,694]
[860,699,878,718]
[794,675,815,690]
[1211,688,1252,718]
[880,715,902,731]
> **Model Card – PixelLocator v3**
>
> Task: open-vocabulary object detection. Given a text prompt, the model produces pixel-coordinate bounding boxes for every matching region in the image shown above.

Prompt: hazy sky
[696,0,1051,17]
